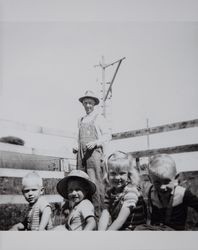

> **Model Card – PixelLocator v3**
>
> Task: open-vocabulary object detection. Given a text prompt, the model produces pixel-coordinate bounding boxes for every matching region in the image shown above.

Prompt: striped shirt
[104,184,147,230]
[23,197,53,231]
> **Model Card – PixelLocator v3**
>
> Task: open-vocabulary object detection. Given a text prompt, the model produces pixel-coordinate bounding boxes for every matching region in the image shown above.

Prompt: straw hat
[79,90,100,105]
[57,170,96,199]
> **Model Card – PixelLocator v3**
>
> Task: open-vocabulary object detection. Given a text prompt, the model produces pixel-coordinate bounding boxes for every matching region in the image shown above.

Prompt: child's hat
[79,90,100,105]
[57,170,96,199]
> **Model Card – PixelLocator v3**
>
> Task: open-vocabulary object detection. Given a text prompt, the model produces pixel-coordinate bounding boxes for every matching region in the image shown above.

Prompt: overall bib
[77,114,105,218]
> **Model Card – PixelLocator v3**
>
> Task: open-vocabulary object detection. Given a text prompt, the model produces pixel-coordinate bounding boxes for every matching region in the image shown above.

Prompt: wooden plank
[0,195,63,204]
[128,144,198,158]
[112,119,198,140]
[0,176,63,195]
[0,168,65,179]
[0,118,76,139]
[0,151,61,171]
[0,142,71,158]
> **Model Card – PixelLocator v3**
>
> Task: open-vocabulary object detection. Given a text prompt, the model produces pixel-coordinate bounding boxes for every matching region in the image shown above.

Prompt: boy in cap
[73,90,112,218]
[54,170,96,230]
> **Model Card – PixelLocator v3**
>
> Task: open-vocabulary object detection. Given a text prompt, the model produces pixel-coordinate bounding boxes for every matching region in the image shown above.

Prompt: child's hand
[160,179,178,194]
[9,223,25,231]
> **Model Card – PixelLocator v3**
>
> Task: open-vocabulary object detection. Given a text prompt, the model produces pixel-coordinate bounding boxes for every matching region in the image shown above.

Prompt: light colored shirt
[67,199,95,231]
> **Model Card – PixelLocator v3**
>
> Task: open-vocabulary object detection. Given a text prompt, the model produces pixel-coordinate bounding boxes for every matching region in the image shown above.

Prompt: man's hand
[85,141,97,150]
[73,146,78,154]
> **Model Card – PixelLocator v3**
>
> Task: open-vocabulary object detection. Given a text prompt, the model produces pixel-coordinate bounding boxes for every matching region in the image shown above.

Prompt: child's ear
[40,187,44,194]
[127,172,132,181]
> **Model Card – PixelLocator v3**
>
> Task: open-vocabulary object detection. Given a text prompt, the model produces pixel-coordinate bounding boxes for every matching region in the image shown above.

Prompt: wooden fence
[0,118,198,230]
[0,120,74,230]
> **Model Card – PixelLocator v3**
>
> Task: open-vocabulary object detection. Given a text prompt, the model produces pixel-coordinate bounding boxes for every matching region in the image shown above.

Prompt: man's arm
[96,115,112,146]
[39,206,52,230]
[86,115,111,150]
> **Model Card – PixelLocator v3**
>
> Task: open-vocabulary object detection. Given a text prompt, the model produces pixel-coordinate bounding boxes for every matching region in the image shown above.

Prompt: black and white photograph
[0,0,198,249]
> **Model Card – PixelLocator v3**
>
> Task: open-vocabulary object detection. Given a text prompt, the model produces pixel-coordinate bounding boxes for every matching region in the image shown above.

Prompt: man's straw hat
[79,90,100,105]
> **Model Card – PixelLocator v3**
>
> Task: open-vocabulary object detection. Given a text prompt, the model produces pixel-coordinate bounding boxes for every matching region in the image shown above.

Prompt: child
[98,151,147,230]
[54,169,96,230]
[137,154,198,230]
[10,171,52,230]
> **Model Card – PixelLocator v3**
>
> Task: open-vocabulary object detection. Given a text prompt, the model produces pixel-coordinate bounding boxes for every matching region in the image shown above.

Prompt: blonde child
[10,171,52,230]
[136,154,198,230]
[54,170,96,230]
[98,151,147,230]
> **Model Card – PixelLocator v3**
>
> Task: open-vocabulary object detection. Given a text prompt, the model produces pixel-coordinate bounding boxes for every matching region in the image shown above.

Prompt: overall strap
[80,113,98,125]
[147,184,153,224]
[164,188,176,225]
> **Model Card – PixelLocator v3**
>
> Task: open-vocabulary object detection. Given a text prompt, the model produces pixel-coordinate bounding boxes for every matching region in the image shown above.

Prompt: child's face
[108,163,129,189]
[22,179,43,205]
[150,174,174,196]
[67,180,87,206]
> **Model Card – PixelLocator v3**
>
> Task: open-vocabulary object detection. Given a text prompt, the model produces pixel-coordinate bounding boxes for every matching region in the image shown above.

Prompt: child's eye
[23,190,30,193]
[120,172,127,175]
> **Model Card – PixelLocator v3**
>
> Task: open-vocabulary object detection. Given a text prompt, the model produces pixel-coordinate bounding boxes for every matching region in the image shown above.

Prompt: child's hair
[22,171,43,188]
[105,151,140,187]
[149,154,177,180]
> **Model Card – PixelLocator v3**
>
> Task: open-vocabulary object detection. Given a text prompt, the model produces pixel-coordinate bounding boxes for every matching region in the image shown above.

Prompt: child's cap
[56,170,96,199]
[22,171,43,187]
[149,154,177,180]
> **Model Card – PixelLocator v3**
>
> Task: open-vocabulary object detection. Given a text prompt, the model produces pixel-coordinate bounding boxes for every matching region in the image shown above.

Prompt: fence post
[136,157,140,172]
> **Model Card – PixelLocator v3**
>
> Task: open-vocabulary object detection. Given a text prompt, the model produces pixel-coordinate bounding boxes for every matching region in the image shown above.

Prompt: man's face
[82,98,95,114]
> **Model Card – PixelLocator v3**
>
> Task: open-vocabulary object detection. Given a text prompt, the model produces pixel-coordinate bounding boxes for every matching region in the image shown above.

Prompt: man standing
[73,90,111,218]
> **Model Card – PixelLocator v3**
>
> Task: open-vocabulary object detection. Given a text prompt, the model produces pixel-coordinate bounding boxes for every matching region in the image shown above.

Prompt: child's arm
[9,222,25,231]
[83,216,96,231]
[107,206,130,231]
[98,209,111,230]
[107,188,139,231]
[38,206,52,231]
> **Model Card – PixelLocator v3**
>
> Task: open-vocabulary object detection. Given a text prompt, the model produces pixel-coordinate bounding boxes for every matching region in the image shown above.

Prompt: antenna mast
[95,56,126,118]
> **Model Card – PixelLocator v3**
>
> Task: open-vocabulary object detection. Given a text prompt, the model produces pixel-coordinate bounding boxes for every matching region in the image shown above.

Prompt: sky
[0,0,198,172]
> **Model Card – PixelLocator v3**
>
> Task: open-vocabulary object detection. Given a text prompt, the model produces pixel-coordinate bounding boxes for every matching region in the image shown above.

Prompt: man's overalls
[77,114,105,218]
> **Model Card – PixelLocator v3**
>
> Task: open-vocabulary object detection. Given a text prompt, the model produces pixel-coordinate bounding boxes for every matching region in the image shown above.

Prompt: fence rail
[0,119,76,139]
[112,119,198,140]
[128,143,198,158]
